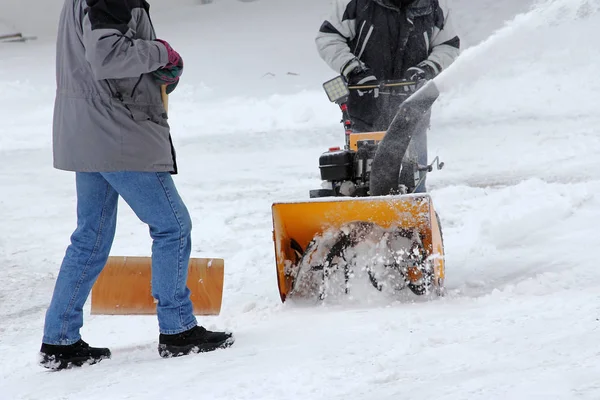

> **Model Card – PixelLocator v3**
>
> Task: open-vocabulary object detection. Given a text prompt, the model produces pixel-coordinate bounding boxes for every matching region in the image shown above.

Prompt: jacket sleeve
[315,0,358,74]
[81,0,169,80]
[421,0,460,76]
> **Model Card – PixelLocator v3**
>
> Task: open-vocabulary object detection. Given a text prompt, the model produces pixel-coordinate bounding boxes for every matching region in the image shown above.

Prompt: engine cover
[319,149,355,182]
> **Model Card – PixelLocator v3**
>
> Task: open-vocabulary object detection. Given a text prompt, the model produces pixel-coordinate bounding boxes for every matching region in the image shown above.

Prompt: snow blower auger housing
[272,195,444,302]
[272,77,445,303]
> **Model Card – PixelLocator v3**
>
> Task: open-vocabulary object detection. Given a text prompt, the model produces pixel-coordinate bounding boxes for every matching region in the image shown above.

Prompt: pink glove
[156,39,182,69]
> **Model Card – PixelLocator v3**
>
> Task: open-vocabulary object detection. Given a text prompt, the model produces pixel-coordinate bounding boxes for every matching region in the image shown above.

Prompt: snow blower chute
[272,78,445,302]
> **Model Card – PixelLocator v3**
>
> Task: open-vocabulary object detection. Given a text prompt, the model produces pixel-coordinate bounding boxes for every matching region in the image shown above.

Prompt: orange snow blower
[272,77,445,302]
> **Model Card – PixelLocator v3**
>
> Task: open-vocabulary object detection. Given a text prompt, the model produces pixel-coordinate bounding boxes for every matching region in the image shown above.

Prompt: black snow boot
[39,340,111,371]
[158,325,234,358]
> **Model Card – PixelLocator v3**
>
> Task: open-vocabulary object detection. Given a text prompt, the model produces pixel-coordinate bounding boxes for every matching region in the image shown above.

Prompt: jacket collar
[373,0,431,13]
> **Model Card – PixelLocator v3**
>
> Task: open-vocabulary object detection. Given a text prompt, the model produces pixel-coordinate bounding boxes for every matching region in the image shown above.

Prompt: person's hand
[404,61,439,83]
[342,58,380,98]
[154,39,183,94]
[156,39,182,69]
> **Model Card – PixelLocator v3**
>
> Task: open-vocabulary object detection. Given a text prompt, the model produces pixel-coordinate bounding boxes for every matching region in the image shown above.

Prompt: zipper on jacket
[400,17,414,51]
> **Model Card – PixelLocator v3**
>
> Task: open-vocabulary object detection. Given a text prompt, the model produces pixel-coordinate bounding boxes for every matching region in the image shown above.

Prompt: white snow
[0,21,17,38]
[2,0,600,398]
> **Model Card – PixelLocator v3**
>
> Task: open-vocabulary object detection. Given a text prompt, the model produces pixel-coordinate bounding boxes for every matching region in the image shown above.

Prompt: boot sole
[158,336,234,358]
[39,354,110,371]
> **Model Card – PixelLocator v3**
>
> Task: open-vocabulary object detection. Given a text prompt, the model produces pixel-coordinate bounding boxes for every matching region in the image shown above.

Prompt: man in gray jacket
[316,0,460,192]
[39,0,233,371]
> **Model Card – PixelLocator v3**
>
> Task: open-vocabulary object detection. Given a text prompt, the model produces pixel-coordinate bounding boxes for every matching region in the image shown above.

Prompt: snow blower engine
[310,141,380,198]
[310,76,443,199]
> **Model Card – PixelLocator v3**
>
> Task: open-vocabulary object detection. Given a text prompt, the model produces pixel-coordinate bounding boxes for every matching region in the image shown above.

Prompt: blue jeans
[43,172,197,345]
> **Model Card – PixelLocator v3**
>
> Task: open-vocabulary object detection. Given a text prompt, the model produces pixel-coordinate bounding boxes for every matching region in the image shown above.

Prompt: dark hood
[374,0,425,11]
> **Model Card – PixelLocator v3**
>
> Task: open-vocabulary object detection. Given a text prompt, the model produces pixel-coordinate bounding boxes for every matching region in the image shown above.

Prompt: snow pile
[436,0,600,122]
[170,88,339,139]
[427,0,600,189]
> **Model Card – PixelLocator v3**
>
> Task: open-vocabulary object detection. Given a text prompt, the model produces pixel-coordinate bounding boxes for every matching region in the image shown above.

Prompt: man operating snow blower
[315,0,460,192]
[268,0,459,305]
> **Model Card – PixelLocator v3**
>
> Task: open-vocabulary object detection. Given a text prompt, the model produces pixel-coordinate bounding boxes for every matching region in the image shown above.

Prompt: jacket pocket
[107,77,139,99]
[109,73,167,126]
[124,103,168,127]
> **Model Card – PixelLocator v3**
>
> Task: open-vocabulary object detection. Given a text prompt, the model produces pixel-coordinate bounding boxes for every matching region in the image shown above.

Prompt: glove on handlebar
[405,60,441,82]
[342,58,380,98]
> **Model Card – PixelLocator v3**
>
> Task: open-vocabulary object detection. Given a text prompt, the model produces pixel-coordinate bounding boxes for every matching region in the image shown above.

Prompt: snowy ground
[2,0,600,398]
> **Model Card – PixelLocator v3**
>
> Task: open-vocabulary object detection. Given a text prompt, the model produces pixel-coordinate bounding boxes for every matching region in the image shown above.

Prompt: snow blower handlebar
[322,76,419,104]
[347,80,419,91]
[323,76,422,141]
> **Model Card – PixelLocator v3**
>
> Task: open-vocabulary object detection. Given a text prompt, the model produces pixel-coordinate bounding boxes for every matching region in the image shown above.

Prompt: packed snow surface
[1,0,600,399]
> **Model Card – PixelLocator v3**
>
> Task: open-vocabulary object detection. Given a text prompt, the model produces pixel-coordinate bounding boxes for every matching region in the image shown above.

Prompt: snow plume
[530,0,600,23]
[434,0,600,125]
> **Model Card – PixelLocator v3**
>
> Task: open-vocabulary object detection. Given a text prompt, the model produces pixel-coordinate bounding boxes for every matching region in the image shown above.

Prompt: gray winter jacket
[53,0,177,173]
